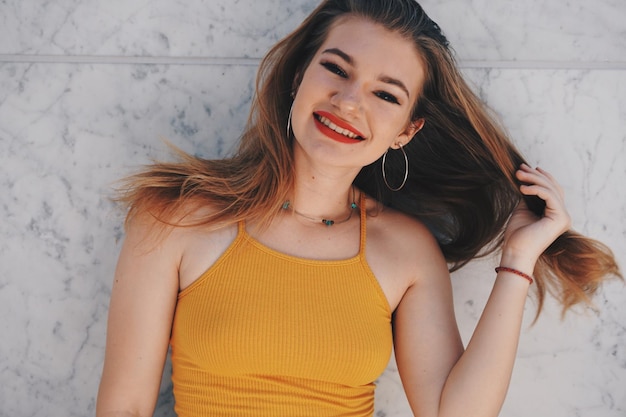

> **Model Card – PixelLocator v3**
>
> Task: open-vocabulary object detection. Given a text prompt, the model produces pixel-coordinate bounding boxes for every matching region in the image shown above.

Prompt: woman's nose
[330,84,362,116]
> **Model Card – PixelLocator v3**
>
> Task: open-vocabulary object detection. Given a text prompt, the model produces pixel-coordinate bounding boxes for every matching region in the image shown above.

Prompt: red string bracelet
[495,266,534,285]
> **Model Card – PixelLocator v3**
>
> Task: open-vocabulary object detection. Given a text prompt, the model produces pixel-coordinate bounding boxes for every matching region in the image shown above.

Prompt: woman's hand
[501,164,572,272]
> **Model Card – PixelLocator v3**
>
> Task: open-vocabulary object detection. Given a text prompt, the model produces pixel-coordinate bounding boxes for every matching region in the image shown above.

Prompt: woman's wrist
[495,266,533,285]
[499,250,537,277]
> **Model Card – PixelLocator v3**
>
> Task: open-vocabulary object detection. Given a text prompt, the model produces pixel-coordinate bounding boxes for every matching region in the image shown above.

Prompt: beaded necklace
[281,187,358,227]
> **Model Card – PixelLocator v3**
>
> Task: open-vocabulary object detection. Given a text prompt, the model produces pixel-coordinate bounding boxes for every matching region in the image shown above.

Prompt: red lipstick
[313,111,365,144]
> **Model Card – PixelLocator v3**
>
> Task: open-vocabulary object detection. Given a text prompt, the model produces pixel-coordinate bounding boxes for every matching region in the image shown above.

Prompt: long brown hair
[118,0,621,316]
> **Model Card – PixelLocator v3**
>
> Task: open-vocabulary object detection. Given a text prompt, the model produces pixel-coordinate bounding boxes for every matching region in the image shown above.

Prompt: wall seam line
[1,54,626,70]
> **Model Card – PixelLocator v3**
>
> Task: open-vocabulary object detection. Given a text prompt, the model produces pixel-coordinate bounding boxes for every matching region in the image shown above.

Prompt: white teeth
[319,115,359,139]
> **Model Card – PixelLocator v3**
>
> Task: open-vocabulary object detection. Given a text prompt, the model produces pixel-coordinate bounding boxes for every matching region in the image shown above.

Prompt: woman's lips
[313,111,365,144]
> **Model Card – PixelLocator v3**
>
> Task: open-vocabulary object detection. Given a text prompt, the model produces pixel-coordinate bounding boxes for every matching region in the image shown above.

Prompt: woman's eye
[321,62,347,78]
[375,91,399,104]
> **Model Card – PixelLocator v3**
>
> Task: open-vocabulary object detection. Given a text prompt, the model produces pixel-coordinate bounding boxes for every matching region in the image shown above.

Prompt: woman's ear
[391,118,425,149]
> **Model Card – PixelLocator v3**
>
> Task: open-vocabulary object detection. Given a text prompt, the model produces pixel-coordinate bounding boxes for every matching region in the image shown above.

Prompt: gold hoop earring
[382,142,408,192]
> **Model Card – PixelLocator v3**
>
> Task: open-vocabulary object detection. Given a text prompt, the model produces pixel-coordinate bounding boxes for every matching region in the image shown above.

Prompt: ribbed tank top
[170,195,393,416]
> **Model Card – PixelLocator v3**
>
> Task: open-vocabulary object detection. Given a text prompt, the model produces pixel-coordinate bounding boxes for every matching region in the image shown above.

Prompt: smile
[313,111,365,143]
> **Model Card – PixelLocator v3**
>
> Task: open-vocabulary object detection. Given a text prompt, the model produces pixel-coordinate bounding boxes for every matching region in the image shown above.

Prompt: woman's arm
[395,165,571,417]
[96,215,181,417]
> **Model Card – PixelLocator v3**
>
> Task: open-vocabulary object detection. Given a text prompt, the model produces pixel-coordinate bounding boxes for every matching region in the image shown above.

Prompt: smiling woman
[95,1,621,417]
[290,16,423,169]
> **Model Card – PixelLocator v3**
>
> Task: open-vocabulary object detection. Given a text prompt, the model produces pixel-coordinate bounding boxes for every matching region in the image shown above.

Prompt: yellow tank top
[170,196,393,416]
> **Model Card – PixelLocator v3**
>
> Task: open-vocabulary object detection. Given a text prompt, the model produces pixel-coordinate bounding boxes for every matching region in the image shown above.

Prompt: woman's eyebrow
[379,76,410,99]
[321,47,410,99]
[322,47,353,64]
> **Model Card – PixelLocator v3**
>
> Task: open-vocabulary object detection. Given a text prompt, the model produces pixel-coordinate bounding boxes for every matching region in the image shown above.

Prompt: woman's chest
[171,238,393,385]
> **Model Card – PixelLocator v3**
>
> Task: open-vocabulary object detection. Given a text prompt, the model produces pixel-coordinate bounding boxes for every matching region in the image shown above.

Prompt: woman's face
[290,15,425,172]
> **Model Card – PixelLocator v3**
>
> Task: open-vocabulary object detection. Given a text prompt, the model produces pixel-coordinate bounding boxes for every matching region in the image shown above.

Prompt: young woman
[96,1,620,416]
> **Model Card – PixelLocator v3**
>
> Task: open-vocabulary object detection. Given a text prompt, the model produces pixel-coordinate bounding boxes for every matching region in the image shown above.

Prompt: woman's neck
[289,168,359,221]
[288,177,357,221]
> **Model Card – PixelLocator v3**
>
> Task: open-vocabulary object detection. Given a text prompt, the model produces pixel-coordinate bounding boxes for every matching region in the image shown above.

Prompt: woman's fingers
[502,165,572,263]
[516,164,565,203]
[515,164,571,231]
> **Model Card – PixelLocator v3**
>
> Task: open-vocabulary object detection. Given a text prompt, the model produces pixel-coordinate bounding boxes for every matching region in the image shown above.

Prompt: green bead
[323,219,334,226]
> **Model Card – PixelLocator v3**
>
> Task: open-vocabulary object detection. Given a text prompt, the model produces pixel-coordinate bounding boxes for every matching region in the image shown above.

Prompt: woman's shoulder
[366,200,438,248]
[123,200,240,290]
[123,198,222,233]
[366,200,447,277]
[363,198,449,307]
[123,200,238,263]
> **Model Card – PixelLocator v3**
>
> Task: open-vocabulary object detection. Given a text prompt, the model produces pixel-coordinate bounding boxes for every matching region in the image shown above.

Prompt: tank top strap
[358,192,367,256]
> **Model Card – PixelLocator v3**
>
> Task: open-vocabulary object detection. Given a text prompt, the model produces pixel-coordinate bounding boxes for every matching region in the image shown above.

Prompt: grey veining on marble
[421,0,626,63]
[2,0,625,63]
[0,0,317,59]
[1,1,625,416]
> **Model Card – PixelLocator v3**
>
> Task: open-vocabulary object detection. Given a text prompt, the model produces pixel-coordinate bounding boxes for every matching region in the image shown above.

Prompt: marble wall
[1,1,624,416]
